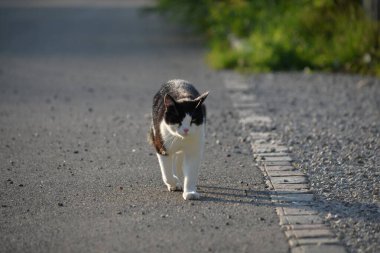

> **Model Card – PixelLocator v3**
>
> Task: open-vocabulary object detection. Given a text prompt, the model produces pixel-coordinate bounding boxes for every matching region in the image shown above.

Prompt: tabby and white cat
[149,79,209,200]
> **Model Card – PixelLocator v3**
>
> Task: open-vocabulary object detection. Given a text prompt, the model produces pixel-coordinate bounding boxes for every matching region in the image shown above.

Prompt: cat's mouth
[178,132,188,139]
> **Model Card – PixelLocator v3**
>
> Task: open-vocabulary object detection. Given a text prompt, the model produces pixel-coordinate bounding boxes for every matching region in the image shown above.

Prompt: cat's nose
[183,128,189,134]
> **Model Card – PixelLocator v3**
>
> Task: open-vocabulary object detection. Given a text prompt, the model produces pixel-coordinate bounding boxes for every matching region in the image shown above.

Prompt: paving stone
[267,170,305,177]
[263,161,293,166]
[285,229,335,239]
[252,144,289,153]
[252,139,272,145]
[250,132,274,140]
[224,82,249,91]
[238,110,269,120]
[289,237,340,247]
[251,140,282,146]
[255,152,290,157]
[283,224,328,231]
[291,244,347,253]
[271,193,314,203]
[281,206,318,215]
[233,102,260,109]
[270,176,308,184]
[240,115,272,125]
[279,215,324,225]
[238,109,256,117]
[271,183,310,190]
[264,165,296,171]
[277,206,318,216]
[272,188,312,194]
[261,156,293,162]
[229,93,255,102]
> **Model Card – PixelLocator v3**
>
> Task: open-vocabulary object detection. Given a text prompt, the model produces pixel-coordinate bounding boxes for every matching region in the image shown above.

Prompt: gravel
[248,73,380,253]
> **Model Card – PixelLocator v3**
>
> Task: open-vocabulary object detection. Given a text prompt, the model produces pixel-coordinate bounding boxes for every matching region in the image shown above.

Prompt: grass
[155,0,380,76]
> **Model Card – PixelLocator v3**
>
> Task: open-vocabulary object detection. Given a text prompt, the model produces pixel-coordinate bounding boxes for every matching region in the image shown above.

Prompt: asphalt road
[0,1,288,252]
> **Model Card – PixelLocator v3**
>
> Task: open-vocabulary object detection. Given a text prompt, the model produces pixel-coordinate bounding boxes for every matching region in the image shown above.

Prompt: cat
[149,79,209,200]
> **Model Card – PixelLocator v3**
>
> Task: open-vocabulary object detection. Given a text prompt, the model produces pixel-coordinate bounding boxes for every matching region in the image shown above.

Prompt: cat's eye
[168,106,179,116]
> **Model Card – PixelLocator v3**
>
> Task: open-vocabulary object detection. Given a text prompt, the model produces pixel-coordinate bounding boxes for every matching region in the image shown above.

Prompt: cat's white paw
[183,191,200,200]
[167,183,182,192]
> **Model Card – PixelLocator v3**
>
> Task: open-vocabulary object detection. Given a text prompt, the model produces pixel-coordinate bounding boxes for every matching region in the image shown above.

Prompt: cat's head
[163,92,209,138]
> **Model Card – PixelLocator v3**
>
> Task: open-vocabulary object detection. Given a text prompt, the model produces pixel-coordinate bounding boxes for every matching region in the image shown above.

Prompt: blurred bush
[156,0,380,76]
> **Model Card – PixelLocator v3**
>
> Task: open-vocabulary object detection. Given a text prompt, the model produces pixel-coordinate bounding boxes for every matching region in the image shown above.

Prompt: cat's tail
[147,126,168,156]
[147,127,154,146]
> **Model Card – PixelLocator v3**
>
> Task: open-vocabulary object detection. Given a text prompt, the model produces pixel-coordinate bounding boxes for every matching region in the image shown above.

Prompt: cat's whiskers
[165,125,183,139]
[167,136,177,149]
[162,132,181,150]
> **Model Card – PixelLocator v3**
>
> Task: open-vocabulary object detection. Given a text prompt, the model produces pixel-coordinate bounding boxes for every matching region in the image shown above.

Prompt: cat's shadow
[196,186,380,224]
[197,185,287,207]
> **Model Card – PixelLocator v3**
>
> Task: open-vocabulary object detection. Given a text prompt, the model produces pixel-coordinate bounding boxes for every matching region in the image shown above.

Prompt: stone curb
[224,73,347,253]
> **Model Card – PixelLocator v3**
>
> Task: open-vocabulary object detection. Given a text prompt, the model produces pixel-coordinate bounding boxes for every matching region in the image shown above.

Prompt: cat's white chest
[160,119,205,155]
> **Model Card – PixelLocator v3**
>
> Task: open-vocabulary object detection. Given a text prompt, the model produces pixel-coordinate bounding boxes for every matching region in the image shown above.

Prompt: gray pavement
[0,1,288,253]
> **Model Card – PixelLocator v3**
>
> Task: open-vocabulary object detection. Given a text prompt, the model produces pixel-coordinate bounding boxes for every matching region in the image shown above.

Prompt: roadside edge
[223,72,347,253]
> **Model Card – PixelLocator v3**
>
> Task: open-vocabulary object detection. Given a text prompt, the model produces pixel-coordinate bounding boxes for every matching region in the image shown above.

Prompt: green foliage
[155,0,380,76]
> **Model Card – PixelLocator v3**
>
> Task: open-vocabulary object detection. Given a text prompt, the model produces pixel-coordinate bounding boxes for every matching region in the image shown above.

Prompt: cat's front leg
[156,154,182,191]
[182,152,201,200]
[173,152,184,185]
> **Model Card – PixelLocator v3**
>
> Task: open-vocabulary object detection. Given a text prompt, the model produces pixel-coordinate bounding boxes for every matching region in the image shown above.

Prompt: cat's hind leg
[157,154,181,191]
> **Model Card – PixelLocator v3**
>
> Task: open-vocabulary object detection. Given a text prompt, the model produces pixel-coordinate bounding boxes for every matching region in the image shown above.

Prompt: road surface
[0,1,288,252]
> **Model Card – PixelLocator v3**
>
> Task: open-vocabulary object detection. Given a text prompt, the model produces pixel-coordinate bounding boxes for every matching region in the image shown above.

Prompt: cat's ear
[195,91,209,108]
[164,94,176,108]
